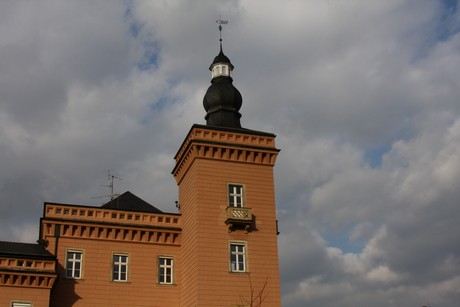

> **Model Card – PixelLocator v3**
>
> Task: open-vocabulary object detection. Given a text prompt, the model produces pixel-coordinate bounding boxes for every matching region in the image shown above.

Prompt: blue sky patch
[364,145,391,168]
[325,231,364,254]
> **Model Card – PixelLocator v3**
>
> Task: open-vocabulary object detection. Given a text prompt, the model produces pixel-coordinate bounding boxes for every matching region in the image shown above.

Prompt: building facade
[0,39,281,307]
[0,242,56,307]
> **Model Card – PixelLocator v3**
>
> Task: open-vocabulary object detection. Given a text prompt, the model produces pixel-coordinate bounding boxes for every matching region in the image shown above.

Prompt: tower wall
[176,161,200,305]
[174,125,281,306]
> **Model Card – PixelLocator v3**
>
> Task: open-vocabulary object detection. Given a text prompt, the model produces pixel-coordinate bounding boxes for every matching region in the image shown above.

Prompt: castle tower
[172,25,281,306]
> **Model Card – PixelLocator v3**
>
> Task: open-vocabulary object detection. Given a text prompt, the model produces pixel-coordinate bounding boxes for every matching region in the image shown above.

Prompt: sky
[1,0,459,306]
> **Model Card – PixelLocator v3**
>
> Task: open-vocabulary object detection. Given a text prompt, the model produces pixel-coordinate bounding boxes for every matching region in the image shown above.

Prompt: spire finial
[216,16,228,50]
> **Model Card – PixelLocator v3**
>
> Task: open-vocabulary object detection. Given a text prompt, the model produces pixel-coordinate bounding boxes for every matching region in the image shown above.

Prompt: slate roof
[100,191,163,213]
[0,241,55,260]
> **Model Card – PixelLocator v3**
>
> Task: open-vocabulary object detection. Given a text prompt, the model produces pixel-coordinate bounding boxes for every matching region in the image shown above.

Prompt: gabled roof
[100,191,163,214]
[0,241,55,260]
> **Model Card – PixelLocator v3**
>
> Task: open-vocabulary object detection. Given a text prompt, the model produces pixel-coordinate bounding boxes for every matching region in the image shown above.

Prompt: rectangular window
[12,303,31,307]
[112,254,128,282]
[159,257,174,284]
[230,242,247,272]
[228,184,244,207]
[66,250,83,279]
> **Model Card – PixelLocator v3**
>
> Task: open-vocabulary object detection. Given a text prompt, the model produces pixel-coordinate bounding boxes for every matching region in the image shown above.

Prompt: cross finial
[216,16,228,49]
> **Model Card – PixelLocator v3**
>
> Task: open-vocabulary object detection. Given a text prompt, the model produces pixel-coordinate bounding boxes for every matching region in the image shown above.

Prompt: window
[66,250,83,279]
[159,257,174,284]
[228,184,244,207]
[112,254,128,281]
[12,303,31,307]
[230,242,247,272]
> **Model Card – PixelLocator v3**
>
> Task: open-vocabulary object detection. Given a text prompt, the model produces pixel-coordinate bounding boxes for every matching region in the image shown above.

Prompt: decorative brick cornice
[174,125,276,161]
[0,271,56,289]
[44,203,181,228]
[41,220,181,246]
[0,257,55,272]
[173,126,280,183]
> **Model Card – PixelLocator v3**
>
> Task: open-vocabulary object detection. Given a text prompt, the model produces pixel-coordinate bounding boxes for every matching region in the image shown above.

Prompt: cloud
[1,0,459,306]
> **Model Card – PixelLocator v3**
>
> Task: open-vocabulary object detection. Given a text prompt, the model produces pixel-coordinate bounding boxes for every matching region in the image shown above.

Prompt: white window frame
[230,241,247,273]
[112,253,128,282]
[65,249,83,279]
[228,184,244,208]
[158,256,174,285]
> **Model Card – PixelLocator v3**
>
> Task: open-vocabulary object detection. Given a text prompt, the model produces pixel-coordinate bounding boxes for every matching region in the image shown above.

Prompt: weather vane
[216,16,228,45]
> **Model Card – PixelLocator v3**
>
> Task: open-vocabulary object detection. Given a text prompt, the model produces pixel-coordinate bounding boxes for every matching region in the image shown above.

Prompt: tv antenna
[95,170,122,201]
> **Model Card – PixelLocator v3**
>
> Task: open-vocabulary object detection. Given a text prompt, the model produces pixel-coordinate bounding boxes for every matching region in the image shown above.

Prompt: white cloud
[366,265,401,283]
[1,1,460,306]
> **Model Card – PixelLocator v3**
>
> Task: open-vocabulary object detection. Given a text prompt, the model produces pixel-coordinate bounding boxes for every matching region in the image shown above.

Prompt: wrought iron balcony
[225,207,253,233]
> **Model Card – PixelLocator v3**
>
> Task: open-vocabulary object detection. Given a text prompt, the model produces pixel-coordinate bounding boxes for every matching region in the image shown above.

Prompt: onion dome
[203,45,242,128]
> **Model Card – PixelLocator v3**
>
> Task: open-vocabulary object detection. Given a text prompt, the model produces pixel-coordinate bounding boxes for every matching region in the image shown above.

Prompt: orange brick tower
[172,22,281,306]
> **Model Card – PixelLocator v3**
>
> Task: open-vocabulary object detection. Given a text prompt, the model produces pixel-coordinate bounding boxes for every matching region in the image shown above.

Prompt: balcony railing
[225,207,253,233]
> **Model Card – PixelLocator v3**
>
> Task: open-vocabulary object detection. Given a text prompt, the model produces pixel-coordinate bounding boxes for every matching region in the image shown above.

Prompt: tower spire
[216,16,228,51]
[203,17,242,128]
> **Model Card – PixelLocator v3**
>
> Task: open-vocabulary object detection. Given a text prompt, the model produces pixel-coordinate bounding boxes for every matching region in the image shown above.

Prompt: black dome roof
[209,48,234,70]
[203,42,243,128]
[203,77,242,111]
[203,76,242,128]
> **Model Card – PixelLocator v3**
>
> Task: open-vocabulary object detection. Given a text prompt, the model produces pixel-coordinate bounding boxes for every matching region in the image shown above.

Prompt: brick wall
[49,237,181,306]
[0,286,51,307]
[175,126,281,307]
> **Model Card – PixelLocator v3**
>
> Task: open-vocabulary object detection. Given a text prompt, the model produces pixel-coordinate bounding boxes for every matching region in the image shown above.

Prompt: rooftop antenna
[93,170,122,205]
[216,16,228,49]
[105,170,122,201]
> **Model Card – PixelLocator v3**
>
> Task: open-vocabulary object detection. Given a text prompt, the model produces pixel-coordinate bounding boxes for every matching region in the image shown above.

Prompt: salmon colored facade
[0,287,53,307]
[39,203,181,306]
[0,255,56,307]
[173,125,281,306]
